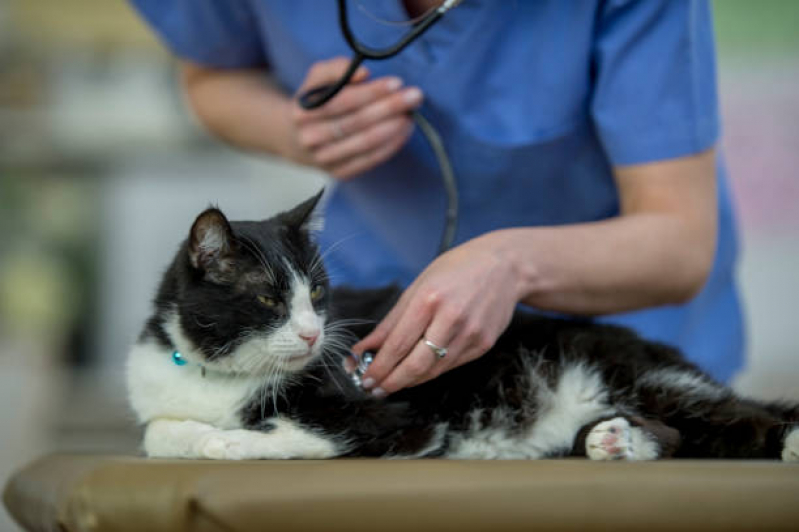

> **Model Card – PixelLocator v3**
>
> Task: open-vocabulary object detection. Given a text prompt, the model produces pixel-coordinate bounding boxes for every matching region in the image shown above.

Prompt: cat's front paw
[197,430,257,460]
[586,417,659,461]
[782,428,799,462]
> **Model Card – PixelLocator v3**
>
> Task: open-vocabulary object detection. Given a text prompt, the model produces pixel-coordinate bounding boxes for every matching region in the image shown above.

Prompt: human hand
[351,232,524,397]
[284,57,423,180]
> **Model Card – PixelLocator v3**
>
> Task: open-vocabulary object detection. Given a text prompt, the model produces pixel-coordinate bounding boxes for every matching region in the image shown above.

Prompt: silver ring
[331,120,345,140]
[423,338,448,359]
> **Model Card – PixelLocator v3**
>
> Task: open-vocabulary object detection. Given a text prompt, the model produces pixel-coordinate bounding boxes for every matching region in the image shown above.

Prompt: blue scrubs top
[131,0,744,382]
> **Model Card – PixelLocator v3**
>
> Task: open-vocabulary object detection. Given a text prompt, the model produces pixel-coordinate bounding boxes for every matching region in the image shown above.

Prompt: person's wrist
[479,230,538,304]
[275,97,306,163]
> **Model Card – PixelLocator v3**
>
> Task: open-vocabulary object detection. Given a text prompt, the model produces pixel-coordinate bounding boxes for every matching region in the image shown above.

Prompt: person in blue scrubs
[130,0,743,396]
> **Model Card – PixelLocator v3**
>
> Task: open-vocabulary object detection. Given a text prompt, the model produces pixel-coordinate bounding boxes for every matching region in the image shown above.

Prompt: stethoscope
[299,0,462,255]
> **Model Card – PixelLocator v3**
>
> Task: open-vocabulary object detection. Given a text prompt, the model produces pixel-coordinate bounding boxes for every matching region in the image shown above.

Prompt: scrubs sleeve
[128,0,267,68]
[590,0,720,166]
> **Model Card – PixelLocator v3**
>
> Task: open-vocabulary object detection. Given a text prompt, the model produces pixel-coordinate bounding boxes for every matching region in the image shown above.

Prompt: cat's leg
[782,427,799,462]
[573,415,680,461]
[636,370,799,459]
[760,403,799,462]
[667,400,798,459]
[143,418,340,460]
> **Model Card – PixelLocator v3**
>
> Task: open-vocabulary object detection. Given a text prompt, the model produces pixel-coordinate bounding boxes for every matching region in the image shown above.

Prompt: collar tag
[172,350,188,366]
[172,350,206,378]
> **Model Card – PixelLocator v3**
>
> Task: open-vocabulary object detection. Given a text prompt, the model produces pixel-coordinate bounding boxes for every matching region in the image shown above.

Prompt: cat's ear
[188,207,237,281]
[282,189,325,233]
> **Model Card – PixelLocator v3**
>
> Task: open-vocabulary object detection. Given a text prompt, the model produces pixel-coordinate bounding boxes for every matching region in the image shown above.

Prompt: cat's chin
[279,348,322,373]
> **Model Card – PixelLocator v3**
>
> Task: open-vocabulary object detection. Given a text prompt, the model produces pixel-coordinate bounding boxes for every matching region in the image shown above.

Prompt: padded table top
[4,454,799,531]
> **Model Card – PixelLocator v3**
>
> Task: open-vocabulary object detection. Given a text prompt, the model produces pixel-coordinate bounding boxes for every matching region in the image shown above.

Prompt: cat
[127,191,799,461]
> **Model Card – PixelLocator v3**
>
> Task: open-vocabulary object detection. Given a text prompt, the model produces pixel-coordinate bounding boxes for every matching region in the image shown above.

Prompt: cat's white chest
[126,340,262,429]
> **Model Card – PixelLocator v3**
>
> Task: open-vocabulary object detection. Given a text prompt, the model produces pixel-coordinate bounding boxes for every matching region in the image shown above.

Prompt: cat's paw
[782,428,799,462]
[586,417,659,461]
[197,430,255,460]
[586,417,633,460]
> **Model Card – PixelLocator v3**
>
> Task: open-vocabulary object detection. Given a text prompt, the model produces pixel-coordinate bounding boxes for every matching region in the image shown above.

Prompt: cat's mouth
[286,351,313,361]
[280,345,323,370]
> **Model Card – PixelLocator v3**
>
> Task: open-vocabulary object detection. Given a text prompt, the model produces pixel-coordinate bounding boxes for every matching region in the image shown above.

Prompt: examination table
[4,454,799,531]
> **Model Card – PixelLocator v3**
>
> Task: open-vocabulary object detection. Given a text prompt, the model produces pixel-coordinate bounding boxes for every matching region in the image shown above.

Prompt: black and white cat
[127,192,799,461]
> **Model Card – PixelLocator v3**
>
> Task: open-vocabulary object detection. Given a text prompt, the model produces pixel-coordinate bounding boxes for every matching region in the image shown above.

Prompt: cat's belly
[126,340,262,429]
[446,364,614,459]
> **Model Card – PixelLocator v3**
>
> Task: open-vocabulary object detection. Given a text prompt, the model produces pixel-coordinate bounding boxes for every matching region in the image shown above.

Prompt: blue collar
[172,350,206,378]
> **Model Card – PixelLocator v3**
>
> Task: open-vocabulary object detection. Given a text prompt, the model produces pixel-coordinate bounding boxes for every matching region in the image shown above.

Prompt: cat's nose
[299,331,319,347]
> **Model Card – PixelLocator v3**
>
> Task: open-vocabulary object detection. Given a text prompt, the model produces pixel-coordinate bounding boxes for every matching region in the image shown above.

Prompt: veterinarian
[130,0,743,395]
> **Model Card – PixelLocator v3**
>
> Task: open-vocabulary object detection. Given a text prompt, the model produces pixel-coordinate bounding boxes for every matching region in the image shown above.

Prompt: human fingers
[368,315,459,397]
[360,289,442,389]
[316,117,413,178]
[297,86,423,150]
[352,285,416,356]
[313,114,411,166]
[298,57,369,94]
[294,76,406,124]
[343,355,357,374]
[328,119,413,180]
[414,334,484,386]
[385,305,503,393]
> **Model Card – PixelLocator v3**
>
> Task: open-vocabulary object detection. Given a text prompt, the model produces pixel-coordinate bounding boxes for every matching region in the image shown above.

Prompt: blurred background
[0,1,797,529]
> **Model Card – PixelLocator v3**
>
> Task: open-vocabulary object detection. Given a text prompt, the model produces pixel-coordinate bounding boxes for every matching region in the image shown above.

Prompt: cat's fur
[127,192,799,461]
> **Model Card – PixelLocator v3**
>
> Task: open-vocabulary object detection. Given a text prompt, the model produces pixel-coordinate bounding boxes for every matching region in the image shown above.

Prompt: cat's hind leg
[586,417,654,461]
[574,416,681,461]
[637,369,799,459]
[781,427,799,462]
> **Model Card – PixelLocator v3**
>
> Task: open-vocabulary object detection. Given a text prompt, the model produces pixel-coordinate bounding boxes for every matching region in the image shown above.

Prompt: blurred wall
[713,0,799,398]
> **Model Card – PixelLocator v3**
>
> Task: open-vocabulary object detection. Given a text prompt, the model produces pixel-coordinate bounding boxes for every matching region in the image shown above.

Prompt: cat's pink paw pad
[586,417,634,460]
[782,428,799,462]
[586,417,661,461]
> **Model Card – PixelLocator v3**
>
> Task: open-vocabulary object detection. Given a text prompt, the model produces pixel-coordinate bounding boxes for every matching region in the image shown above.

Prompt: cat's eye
[257,295,278,308]
[310,284,325,301]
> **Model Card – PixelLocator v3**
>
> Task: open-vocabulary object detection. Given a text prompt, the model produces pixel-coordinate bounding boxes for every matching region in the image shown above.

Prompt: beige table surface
[4,454,799,532]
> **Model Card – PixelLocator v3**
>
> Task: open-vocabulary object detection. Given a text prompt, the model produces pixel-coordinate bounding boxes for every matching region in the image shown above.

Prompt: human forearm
[489,213,715,316]
[180,62,296,157]
[497,150,718,315]
[179,59,423,178]
[354,151,717,395]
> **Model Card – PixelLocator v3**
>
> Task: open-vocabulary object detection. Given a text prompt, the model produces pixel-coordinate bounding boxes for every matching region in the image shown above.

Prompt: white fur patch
[782,428,799,462]
[144,417,339,459]
[288,270,324,344]
[446,408,524,459]
[447,364,614,459]
[126,338,263,429]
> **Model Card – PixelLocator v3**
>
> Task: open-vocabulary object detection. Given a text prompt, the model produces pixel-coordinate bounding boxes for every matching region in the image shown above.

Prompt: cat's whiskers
[318,352,348,396]
[326,318,376,326]
[308,233,360,277]
[263,359,284,418]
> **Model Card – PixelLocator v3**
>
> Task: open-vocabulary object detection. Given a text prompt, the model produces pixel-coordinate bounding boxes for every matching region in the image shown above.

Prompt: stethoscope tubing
[298,0,460,256]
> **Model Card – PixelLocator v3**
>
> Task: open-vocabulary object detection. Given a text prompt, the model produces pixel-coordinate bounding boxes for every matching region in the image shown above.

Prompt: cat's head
[162,191,331,377]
